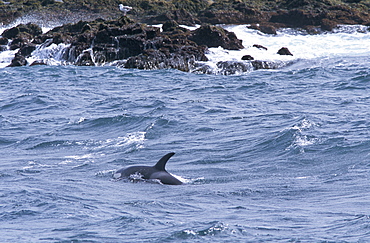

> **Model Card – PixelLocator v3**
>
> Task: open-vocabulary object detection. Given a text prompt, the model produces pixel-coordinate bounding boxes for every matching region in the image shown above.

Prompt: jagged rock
[2,23,42,40]
[7,53,27,67]
[145,26,161,39]
[242,55,254,60]
[277,47,293,56]
[2,26,20,39]
[162,20,180,32]
[116,35,145,58]
[19,43,37,57]
[9,37,30,50]
[145,9,199,26]
[49,20,91,35]
[125,43,207,72]
[189,24,244,50]
[253,44,268,50]
[75,51,95,66]
[0,37,8,45]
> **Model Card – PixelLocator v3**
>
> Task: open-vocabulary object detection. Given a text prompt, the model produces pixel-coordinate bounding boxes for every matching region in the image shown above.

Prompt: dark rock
[94,29,112,44]
[198,10,243,24]
[20,23,43,37]
[162,20,180,32]
[124,42,208,72]
[2,23,42,40]
[9,37,29,50]
[0,37,9,45]
[94,23,148,44]
[2,26,21,39]
[242,55,254,60]
[277,47,293,56]
[259,24,277,35]
[198,9,269,25]
[189,24,244,50]
[248,23,277,34]
[8,53,27,67]
[125,49,192,72]
[0,45,7,52]
[30,60,47,66]
[145,26,161,39]
[326,5,367,25]
[270,9,320,27]
[280,0,324,9]
[116,35,145,58]
[81,23,92,33]
[114,16,136,26]
[75,51,95,66]
[253,44,268,50]
[320,18,338,31]
[145,9,199,26]
[235,4,268,23]
[19,43,37,57]
[50,20,90,35]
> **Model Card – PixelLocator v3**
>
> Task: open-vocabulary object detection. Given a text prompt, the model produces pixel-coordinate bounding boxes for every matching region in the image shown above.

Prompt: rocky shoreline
[1,0,370,72]
[1,16,297,72]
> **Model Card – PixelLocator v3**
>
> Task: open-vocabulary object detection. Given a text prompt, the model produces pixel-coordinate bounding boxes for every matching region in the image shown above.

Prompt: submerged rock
[248,23,277,35]
[242,55,254,60]
[277,47,293,56]
[253,44,268,50]
[30,60,47,66]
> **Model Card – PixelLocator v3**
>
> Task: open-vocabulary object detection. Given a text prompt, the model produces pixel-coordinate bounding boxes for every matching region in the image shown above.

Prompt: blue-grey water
[1,55,370,242]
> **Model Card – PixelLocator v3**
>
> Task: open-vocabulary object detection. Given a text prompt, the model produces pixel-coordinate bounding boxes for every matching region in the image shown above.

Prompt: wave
[28,131,146,152]
[250,117,320,158]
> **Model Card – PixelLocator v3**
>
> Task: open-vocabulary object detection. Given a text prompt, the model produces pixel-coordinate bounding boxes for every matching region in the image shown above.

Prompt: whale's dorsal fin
[154,152,175,171]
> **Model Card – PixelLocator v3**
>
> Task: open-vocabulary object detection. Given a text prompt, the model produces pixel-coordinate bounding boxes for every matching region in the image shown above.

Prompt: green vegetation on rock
[0,0,370,26]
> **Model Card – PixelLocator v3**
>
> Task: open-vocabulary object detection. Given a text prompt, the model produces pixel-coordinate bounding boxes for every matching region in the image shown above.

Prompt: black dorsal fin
[154,152,175,171]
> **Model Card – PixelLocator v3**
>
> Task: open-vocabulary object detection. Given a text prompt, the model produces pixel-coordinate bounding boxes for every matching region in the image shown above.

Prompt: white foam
[27,42,71,65]
[99,132,146,149]
[214,24,370,62]
[1,24,369,69]
[0,49,17,68]
[64,153,95,160]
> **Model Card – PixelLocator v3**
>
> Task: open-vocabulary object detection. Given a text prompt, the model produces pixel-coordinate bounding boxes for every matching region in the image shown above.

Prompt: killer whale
[113,152,183,185]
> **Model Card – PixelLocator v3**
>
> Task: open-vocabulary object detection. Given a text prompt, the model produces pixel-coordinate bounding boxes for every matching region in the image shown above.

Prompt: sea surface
[1,23,370,242]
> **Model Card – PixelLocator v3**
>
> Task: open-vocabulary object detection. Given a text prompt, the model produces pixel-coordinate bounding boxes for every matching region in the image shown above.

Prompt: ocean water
[1,24,370,242]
